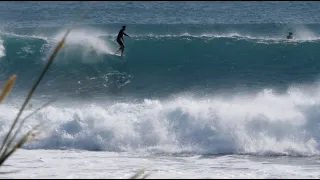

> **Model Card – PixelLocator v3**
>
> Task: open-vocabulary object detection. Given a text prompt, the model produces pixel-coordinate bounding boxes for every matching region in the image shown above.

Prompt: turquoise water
[1,2,320,98]
[0,2,320,99]
[0,2,320,157]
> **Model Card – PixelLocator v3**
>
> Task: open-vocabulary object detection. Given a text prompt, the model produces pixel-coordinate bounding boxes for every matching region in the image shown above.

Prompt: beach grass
[0,28,70,167]
[0,28,150,178]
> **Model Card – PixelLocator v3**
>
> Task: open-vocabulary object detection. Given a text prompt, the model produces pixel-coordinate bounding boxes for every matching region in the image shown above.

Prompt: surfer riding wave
[116,25,130,56]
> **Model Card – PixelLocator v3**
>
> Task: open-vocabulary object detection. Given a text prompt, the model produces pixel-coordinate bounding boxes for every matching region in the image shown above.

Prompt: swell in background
[0,24,320,98]
[0,21,320,156]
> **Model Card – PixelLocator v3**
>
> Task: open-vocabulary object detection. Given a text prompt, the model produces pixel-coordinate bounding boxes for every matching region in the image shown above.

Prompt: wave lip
[0,39,5,58]
[1,25,320,97]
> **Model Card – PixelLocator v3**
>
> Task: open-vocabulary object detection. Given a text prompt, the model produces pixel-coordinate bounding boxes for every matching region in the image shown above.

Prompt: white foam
[0,39,5,58]
[0,31,49,41]
[54,29,115,54]
[289,25,320,41]
[116,31,320,43]
[1,82,320,156]
[4,149,320,179]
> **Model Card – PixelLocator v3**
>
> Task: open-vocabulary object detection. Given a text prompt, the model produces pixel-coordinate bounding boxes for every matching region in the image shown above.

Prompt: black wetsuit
[117,29,128,47]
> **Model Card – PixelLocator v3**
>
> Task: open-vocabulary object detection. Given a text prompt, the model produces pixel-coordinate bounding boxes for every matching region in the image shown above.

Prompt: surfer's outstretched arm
[124,32,130,37]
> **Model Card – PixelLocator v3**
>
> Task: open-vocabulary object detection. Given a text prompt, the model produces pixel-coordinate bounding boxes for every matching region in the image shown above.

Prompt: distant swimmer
[116,25,130,56]
[287,32,294,39]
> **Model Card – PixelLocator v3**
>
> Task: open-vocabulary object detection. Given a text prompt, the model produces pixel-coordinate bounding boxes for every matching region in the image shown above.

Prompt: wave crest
[1,85,319,156]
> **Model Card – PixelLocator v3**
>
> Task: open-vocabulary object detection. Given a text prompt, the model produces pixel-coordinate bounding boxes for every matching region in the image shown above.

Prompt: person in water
[116,25,130,56]
[287,32,293,39]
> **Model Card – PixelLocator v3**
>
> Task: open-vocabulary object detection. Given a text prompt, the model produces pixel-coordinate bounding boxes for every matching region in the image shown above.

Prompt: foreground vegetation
[0,27,149,179]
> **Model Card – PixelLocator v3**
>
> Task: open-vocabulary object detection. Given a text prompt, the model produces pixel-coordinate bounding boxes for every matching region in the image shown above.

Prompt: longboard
[113,53,125,57]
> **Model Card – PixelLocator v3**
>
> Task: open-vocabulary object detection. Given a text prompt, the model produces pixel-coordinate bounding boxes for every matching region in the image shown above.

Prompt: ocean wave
[0,39,5,58]
[1,84,320,157]
[0,25,319,156]
[0,26,319,97]
[95,32,320,43]
[3,25,320,44]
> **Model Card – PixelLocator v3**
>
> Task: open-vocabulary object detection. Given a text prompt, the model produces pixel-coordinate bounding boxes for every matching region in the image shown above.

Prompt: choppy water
[1,2,320,178]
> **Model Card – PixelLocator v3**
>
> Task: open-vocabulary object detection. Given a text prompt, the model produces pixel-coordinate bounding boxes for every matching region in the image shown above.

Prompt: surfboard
[113,53,125,57]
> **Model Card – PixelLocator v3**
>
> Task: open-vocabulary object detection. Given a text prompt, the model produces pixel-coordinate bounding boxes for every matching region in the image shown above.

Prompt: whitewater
[1,1,320,178]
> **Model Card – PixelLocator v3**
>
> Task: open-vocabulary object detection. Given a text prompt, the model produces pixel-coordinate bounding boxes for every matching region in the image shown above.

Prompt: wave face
[1,24,320,99]
[1,1,320,156]
[0,24,320,156]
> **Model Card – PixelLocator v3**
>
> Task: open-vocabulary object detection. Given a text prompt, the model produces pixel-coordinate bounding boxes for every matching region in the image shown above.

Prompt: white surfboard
[113,52,125,57]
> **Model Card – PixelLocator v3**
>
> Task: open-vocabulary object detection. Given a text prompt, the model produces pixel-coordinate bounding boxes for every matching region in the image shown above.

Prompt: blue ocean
[1,2,320,178]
